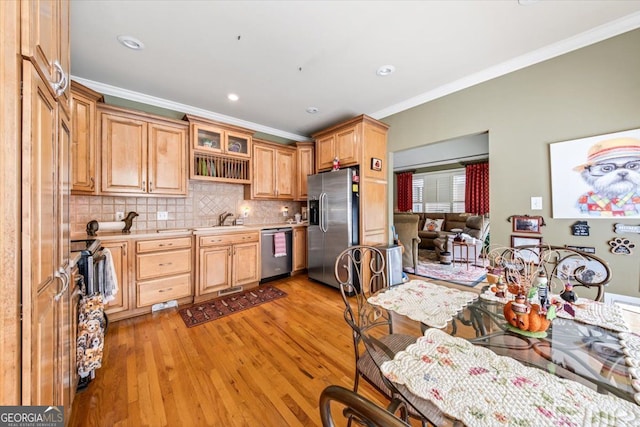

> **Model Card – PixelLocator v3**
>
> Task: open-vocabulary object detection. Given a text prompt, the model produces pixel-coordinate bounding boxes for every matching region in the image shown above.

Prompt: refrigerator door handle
[319,192,325,232]
[323,192,329,233]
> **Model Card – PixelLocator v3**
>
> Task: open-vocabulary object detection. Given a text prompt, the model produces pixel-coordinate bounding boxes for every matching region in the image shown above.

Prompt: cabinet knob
[90,177,95,190]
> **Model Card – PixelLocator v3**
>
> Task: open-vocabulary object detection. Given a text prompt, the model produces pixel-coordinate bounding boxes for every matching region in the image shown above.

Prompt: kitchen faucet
[218,211,233,226]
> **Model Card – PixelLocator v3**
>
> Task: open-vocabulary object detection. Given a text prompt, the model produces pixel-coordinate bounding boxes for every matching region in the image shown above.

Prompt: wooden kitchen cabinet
[99,104,188,196]
[185,114,254,183]
[313,115,390,246]
[4,0,74,407]
[295,141,314,200]
[135,236,192,308]
[292,226,307,273]
[21,0,70,114]
[196,231,259,301]
[70,81,103,194]
[102,240,131,320]
[314,123,360,171]
[247,139,295,200]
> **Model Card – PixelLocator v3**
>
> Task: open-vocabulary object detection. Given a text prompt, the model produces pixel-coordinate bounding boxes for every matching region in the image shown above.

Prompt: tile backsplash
[70,181,303,235]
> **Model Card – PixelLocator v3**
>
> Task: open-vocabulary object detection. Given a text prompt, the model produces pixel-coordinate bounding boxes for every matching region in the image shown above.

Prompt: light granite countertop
[71,222,308,241]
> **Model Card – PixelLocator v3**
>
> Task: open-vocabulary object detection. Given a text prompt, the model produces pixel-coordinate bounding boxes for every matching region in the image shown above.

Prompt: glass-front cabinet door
[194,124,223,153]
[227,131,250,157]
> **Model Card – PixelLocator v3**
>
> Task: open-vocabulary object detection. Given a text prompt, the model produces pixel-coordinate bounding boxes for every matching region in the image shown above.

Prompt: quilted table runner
[367,280,478,328]
[381,328,640,426]
[480,289,629,332]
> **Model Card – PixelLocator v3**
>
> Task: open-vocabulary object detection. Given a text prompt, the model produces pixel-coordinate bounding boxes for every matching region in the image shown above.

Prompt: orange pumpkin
[503,301,551,332]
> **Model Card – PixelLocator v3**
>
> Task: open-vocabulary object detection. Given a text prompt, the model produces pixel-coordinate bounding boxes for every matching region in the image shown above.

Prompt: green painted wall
[102,95,294,145]
[384,29,640,297]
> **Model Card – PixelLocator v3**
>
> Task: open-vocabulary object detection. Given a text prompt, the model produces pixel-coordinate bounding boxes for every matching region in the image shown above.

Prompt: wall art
[608,237,635,255]
[549,128,640,218]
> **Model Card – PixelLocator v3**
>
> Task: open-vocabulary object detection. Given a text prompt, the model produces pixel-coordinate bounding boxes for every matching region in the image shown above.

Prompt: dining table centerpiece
[486,246,556,337]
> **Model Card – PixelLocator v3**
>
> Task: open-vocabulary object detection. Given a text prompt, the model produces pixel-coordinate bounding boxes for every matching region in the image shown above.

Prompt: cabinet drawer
[136,248,191,280]
[199,232,258,247]
[137,273,192,307]
[136,236,192,253]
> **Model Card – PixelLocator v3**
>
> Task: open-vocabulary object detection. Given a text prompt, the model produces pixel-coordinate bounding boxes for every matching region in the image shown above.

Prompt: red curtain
[465,161,489,215]
[396,171,413,212]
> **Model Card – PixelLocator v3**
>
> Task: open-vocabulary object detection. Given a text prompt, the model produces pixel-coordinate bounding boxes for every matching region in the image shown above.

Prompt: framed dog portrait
[549,128,640,218]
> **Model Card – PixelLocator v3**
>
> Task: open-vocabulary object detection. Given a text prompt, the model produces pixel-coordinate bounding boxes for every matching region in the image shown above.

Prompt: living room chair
[393,213,420,271]
[319,385,410,427]
[334,245,432,426]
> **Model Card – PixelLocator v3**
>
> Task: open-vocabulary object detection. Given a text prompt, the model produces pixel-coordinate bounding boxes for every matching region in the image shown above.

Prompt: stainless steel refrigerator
[307,168,359,288]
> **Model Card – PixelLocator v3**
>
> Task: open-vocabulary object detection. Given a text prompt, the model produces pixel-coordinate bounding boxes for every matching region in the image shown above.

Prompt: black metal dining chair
[319,385,410,427]
[334,245,433,426]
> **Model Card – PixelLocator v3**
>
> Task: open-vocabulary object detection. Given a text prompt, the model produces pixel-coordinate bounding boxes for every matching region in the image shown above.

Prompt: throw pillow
[423,219,444,232]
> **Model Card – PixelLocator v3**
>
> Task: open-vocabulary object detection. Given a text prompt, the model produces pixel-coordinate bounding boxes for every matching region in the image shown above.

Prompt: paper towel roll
[97,221,124,232]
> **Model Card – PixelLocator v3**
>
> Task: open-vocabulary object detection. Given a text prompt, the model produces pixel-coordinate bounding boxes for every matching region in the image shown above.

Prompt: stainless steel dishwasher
[260,227,293,282]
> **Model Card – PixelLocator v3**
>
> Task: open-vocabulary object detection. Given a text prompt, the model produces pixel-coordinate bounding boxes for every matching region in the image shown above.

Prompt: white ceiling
[70,1,640,141]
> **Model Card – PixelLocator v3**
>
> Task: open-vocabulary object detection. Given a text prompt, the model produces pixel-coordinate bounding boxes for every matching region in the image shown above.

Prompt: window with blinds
[412,169,466,213]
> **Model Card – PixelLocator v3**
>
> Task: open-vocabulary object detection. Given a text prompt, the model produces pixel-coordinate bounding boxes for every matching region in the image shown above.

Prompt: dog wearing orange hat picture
[574,137,640,217]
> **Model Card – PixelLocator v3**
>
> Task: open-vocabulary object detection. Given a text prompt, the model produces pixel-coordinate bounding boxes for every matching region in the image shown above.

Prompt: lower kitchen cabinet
[102,240,131,320]
[196,231,259,301]
[135,236,192,308]
[292,226,307,273]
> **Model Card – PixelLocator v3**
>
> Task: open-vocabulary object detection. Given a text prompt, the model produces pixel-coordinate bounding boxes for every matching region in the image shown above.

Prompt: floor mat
[178,286,287,327]
[403,249,487,287]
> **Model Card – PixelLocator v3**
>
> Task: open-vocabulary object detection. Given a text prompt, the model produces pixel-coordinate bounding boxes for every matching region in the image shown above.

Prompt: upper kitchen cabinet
[70,81,103,194]
[313,123,360,171]
[313,115,390,246]
[21,0,70,114]
[294,141,314,201]
[246,139,295,200]
[185,114,254,183]
[99,104,188,196]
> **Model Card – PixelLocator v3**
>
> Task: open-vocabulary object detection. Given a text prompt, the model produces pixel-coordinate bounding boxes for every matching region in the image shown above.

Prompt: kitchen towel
[273,232,287,257]
[102,247,119,303]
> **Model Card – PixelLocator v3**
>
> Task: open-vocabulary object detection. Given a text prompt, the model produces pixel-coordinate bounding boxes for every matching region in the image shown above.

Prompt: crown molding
[371,12,640,120]
[70,76,311,142]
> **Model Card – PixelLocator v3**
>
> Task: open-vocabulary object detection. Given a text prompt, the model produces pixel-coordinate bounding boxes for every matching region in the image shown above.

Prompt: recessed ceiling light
[376,65,395,76]
[518,0,539,5]
[227,93,239,101]
[306,107,319,114]
[117,35,145,50]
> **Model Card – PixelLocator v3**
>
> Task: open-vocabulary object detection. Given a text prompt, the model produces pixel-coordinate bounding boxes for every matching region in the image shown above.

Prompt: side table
[452,240,477,270]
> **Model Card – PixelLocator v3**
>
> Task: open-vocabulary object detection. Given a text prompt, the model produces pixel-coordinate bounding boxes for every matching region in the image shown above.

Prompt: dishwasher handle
[261,228,292,237]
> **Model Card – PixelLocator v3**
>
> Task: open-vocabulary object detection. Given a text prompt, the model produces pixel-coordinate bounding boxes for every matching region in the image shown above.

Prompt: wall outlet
[157,211,169,220]
[115,211,125,221]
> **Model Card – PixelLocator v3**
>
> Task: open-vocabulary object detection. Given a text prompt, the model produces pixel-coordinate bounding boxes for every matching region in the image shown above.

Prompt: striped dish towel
[273,232,287,257]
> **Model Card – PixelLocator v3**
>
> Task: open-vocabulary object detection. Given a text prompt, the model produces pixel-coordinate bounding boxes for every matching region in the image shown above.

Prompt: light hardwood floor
[69,275,409,426]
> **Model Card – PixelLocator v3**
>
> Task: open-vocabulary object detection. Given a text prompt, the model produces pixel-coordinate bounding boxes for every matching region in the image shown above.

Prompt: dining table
[361,279,640,426]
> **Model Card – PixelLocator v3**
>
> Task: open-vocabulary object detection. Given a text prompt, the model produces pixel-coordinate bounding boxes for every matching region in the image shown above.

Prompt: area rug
[403,249,487,287]
[178,286,287,328]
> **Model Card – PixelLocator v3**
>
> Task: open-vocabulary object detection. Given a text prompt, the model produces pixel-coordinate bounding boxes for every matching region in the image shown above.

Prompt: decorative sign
[609,237,635,255]
[565,245,596,254]
[370,157,382,171]
[614,223,640,234]
[571,221,590,236]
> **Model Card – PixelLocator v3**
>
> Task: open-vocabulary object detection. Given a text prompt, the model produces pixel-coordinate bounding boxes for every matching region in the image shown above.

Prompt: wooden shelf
[191,152,250,183]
